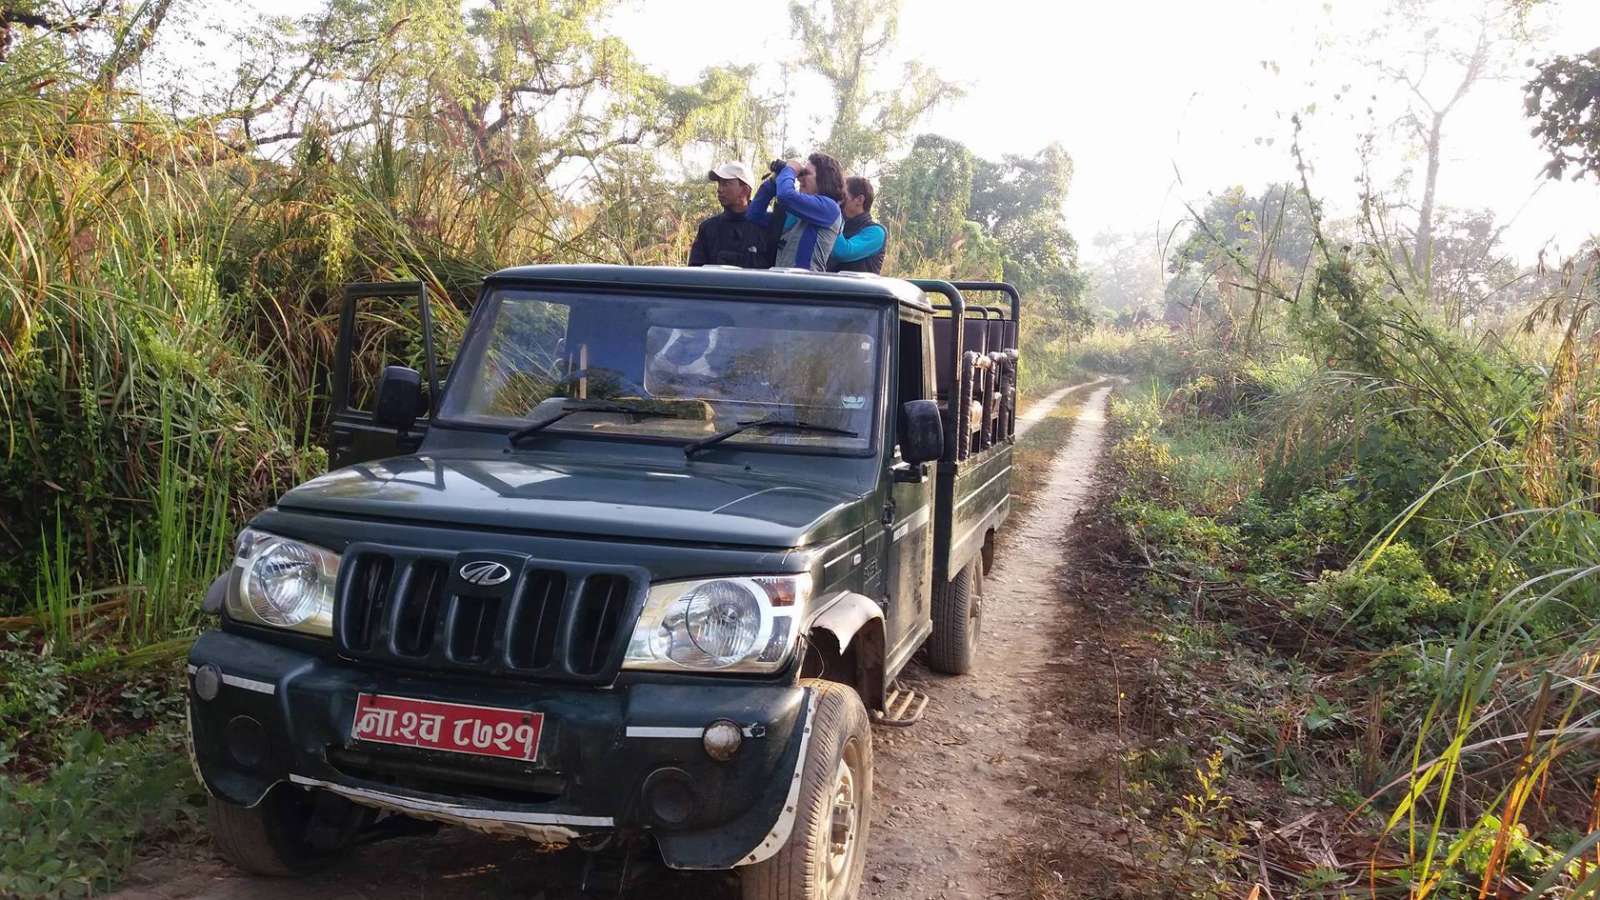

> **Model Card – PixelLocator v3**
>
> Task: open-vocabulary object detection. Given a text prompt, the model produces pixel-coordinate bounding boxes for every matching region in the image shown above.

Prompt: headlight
[224,529,339,636]
[623,574,812,673]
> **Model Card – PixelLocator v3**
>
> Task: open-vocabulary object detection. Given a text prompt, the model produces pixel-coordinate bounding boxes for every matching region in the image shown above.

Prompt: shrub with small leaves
[1116,498,1245,590]
[1296,542,1459,643]
[0,640,69,766]
[0,728,201,899]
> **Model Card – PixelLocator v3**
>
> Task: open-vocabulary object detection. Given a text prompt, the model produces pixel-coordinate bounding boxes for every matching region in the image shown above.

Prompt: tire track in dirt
[862,384,1114,900]
[108,385,1115,900]
[1012,378,1106,440]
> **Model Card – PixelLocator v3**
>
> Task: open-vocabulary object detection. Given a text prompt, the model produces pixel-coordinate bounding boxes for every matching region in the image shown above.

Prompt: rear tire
[740,680,872,900]
[927,559,983,675]
[208,785,367,876]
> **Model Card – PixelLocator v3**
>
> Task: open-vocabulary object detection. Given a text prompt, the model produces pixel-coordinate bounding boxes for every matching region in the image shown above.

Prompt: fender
[807,591,883,654]
[804,592,887,711]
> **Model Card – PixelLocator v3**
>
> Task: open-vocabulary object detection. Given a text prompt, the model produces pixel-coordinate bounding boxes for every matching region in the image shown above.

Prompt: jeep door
[328,282,444,469]
[882,313,937,663]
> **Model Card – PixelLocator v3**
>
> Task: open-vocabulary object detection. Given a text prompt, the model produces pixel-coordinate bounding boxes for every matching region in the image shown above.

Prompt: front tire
[740,680,873,900]
[208,785,367,876]
[927,559,983,675]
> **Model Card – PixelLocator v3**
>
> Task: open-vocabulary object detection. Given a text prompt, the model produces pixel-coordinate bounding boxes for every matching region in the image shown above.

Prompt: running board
[872,683,929,727]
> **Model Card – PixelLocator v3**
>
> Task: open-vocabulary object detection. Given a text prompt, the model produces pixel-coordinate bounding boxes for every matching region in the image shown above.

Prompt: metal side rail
[871,682,929,727]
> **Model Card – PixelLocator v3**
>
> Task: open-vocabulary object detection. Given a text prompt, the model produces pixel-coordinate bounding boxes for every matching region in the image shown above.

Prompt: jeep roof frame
[485,264,935,313]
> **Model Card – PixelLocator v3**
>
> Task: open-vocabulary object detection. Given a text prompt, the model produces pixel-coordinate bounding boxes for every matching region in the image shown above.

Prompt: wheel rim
[821,743,862,895]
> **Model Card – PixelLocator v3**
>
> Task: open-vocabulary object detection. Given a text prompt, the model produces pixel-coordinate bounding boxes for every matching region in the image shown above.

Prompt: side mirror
[899,399,943,465]
[374,365,423,431]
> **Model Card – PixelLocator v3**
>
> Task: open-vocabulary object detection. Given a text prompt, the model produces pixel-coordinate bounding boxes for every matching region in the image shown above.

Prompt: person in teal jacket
[747,153,844,271]
[827,176,887,274]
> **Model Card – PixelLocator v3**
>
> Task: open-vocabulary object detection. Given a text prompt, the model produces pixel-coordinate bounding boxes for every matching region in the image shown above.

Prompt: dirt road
[861,383,1113,899]
[109,383,1115,900]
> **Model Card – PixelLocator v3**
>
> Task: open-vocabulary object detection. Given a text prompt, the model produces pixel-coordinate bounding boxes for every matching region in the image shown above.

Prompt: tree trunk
[1416,110,1444,297]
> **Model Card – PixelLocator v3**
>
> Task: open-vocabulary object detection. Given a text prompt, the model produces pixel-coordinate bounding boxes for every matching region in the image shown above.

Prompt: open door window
[328,282,442,470]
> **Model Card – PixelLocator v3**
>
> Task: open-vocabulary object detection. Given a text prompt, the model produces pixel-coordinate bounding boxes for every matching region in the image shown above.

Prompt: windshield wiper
[508,402,678,446]
[683,415,859,457]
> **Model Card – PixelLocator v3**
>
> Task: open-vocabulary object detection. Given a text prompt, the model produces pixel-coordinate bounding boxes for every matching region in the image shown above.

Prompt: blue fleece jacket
[830,224,886,263]
[748,166,842,271]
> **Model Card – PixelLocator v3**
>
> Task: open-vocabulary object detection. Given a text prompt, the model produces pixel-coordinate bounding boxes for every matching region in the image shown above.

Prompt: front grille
[335,545,644,683]
[344,554,394,652]
[448,594,499,663]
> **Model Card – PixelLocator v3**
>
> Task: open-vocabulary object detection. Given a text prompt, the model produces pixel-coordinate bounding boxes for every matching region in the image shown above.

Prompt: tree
[1428,207,1517,325]
[1089,231,1166,322]
[879,134,977,264]
[1367,0,1527,292]
[878,134,1086,330]
[209,0,764,178]
[968,143,1087,329]
[1166,184,1319,341]
[0,0,175,88]
[788,0,960,170]
[1525,48,1600,183]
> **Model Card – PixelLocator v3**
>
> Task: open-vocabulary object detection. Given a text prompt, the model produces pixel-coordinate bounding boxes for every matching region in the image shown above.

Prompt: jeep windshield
[439,289,882,453]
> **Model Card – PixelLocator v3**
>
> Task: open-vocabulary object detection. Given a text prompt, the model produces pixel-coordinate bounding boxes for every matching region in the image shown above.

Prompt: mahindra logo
[459,561,512,586]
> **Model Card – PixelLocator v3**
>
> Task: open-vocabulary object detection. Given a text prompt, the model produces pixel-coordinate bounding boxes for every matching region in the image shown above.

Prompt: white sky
[607,0,1600,264]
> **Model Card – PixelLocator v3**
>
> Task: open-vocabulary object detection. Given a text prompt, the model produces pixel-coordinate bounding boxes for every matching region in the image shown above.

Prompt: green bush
[1112,431,1177,496]
[1117,498,1245,587]
[1239,486,1363,574]
[1069,325,1186,379]
[0,641,69,767]
[1296,542,1460,643]
[0,728,200,899]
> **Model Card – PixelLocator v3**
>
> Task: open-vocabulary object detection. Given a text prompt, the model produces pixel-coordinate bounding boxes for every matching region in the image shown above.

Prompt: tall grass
[118,395,236,645]
[0,65,306,636]
[1157,239,1600,892]
[32,507,73,645]
[0,61,640,638]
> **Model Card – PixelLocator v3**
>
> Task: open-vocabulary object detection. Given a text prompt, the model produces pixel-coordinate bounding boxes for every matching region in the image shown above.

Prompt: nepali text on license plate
[350,694,543,762]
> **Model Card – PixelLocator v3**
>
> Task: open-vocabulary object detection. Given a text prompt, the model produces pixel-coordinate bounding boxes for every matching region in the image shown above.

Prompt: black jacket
[688,209,766,268]
[759,198,788,268]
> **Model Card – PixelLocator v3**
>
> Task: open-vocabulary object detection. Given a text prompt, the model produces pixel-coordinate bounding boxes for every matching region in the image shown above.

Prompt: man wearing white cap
[687,162,766,268]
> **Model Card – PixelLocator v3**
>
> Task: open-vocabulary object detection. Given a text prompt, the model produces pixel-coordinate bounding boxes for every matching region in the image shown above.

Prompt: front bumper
[186,629,813,870]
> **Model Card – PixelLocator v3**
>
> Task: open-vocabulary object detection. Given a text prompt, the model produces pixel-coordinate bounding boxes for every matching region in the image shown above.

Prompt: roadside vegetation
[1066,204,1600,897]
[1055,12,1600,890]
[0,1,1090,896]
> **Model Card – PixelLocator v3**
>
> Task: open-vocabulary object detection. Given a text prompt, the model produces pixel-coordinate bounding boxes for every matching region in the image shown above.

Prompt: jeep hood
[275,454,861,548]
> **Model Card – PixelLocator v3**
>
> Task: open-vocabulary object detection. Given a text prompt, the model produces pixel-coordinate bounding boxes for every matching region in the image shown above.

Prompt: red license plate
[350,694,544,762]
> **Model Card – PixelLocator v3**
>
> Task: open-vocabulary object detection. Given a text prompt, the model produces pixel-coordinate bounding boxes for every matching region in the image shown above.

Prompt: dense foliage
[0,0,1086,620]
[1526,47,1600,183]
[1085,206,1600,894]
